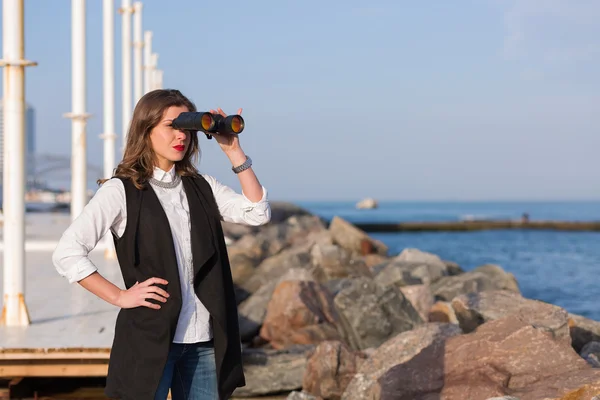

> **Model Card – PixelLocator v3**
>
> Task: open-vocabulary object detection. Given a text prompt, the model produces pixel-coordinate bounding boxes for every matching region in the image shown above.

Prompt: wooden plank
[0,350,110,360]
[0,362,109,378]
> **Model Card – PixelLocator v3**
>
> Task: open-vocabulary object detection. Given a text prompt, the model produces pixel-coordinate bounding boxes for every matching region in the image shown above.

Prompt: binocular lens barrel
[171,112,244,135]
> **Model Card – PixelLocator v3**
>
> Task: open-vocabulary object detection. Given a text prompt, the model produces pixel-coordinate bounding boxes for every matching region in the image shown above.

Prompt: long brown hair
[98,89,200,189]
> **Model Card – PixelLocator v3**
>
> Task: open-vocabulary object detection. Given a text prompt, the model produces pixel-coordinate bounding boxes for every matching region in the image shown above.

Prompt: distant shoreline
[352,219,600,233]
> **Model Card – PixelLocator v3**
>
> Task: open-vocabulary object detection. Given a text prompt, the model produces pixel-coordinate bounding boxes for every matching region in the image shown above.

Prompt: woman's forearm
[78,272,123,307]
[225,147,263,202]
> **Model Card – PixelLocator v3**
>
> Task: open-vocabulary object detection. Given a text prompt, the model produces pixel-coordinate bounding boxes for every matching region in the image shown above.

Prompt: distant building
[0,100,36,186]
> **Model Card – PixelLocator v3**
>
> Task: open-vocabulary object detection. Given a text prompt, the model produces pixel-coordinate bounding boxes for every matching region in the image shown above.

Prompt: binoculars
[171,112,244,139]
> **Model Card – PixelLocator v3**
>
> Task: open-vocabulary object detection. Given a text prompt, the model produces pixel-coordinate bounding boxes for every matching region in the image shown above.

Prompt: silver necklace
[148,174,182,189]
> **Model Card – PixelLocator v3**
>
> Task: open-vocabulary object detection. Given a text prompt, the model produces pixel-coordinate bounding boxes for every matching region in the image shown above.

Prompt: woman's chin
[170,153,186,162]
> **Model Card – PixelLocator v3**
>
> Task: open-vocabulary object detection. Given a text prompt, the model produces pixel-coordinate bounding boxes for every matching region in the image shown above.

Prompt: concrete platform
[0,251,121,350]
[0,213,121,378]
[0,249,120,378]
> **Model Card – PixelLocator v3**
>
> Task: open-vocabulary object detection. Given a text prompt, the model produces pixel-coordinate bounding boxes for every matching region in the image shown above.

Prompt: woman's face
[150,105,191,171]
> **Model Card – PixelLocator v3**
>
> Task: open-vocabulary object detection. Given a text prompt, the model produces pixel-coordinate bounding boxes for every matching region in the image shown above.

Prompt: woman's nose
[176,129,187,140]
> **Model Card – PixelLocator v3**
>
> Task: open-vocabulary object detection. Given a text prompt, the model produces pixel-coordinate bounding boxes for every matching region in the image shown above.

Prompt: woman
[52,89,271,400]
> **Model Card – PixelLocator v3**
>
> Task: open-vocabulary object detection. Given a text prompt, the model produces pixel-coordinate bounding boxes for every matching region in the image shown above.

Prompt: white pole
[65,0,89,222]
[102,0,116,181]
[149,53,158,90]
[102,0,117,259]
[0,0,36,327]
[132,1,143,104]
[155,69,163,89]
[143,30,152,94]
[120,0,132,150]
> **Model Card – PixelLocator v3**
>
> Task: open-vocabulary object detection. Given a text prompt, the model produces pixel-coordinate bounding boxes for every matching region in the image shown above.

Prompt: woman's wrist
[225,147,247,166]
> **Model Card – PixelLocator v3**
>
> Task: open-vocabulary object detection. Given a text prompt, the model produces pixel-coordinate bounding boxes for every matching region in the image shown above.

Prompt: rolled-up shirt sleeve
[52,179,125,284]
[202,174,271,226]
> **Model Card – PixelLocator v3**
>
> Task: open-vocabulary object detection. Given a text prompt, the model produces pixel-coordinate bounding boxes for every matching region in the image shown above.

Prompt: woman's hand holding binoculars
[209,107,243,155]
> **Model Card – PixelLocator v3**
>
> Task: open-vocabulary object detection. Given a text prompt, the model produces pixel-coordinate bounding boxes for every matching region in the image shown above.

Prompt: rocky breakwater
[224,202,600,400]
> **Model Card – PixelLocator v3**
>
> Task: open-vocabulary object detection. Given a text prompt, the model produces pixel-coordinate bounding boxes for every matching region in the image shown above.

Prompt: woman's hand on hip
[116,277,170,309]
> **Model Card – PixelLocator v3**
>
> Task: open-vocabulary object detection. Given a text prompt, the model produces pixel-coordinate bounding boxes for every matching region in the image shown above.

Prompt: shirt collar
[153,165,177,182]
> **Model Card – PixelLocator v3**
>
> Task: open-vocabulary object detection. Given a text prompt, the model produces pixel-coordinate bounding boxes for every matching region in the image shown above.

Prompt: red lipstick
[173,145,185,152]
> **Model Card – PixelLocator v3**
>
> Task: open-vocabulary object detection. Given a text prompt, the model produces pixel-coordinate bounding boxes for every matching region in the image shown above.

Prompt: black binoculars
[171,112,244,139]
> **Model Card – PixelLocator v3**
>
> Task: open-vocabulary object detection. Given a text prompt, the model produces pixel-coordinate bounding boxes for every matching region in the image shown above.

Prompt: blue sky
[1,0,598,201]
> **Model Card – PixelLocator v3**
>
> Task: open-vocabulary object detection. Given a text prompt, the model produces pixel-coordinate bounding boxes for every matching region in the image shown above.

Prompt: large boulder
[328,216,388,256]
[430,264,520,301]
[241,241,314,293]
[372,248,455,288]
[441,316,600,400]
[268,201,315,224]
[310,243,373,282]
[342,314,600,399]
[232,344,314,397]
[451,290,570,344]
[238,281,278,342]
[231,215,327,270]
[341,323,462,399]
[259,280,343,349]
[302,340,368,400]
[332,277,423,351]
[399,284,434,321]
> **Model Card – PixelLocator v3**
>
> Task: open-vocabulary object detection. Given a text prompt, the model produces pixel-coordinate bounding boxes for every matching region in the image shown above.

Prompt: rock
[374,260,443,287]
[329,216,388,256]
[333,277,423,351]
[513,369,600,399]
[278,267,318,284]
[341,323,462,399]
[581,342,600,368]
[430,264,520,301]
[241,241,314,293]
[347,314,598,399]
[451,290,570,345]
[443,260,464,275]
[233,344,314,397]
[228,233,285,266]
[302,341,367,400]
[238,281,278,342]
[439,315,596,399]
[221,220,256,240]
[427,301,459,325]
[287,391,320,400]
[356,198,378,209]
[274,215,329,248]
[568,313,600,353]
[322,278,356,298]
[268,201,315,224]
[310,243,373,282]
[360,253,389,268]
[260,280,343,349]
[371,248,451,286]
[233,284,251,305]
[233,215,327,266]
[395,248,447,271]
[230,253,259,286]
[476,264,520,291]
[399,284,434,321]
[305,230,335,247]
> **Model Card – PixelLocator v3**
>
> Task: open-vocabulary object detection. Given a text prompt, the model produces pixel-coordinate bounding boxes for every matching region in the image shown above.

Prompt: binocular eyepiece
[171,112,244,139]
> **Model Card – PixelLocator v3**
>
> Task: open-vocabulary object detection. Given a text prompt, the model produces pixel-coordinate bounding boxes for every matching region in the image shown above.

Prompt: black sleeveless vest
[104,175,245,400]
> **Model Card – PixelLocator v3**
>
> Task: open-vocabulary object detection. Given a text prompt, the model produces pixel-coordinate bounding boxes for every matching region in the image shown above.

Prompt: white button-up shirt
[52,166,271,343]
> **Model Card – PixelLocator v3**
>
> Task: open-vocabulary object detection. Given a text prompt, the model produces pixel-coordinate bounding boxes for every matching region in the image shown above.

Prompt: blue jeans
[154,341,218,400]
